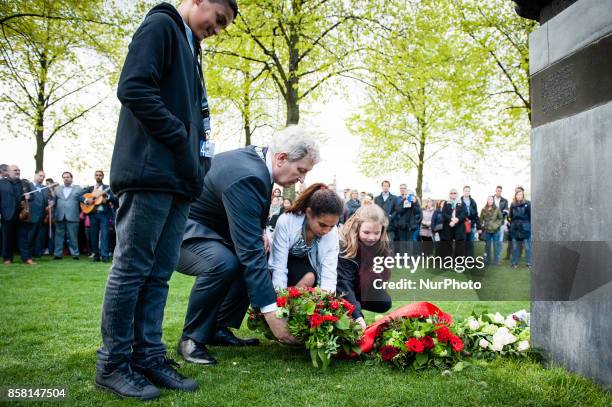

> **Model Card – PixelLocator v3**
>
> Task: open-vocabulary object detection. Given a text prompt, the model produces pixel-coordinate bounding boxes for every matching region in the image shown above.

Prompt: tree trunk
[35,130,45,172]
[243,114,252,146]
[242,84,252,146]
[416,129,427,201]
[34,49,48,171]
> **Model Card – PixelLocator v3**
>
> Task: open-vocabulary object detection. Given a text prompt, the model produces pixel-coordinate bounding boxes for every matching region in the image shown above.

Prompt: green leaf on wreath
[452,361,465,372]
[304,302,316,315]
[310,348,319,368]
[415,352,429,366]
[335,315,350,330]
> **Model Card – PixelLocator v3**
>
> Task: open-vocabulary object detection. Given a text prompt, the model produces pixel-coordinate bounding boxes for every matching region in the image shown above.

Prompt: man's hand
[262,231,270,254]
[263,311,300,345]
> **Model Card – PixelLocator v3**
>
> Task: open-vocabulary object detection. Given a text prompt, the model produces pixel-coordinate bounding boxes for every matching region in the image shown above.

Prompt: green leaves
[335,315,350,330]
[0,0,128,169]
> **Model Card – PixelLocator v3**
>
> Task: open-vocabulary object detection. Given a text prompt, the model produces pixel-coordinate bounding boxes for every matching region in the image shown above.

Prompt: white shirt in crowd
[269,212,339,293]
[62,186,72,199]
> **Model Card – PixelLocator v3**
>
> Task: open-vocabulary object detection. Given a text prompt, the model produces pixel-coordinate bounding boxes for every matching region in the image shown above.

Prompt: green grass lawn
[1,258,610,406]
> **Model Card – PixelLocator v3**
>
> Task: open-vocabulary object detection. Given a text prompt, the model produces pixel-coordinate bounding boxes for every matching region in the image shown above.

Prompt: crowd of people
[267,181,532,269]
[0,164,118,265]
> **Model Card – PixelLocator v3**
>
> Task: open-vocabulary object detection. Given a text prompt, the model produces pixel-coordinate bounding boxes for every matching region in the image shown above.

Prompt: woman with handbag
[419,198,435,256]
[479,196,503,266]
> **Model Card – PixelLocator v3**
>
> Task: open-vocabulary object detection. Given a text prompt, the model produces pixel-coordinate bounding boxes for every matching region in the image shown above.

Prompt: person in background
[420,198,435,256]
[336,204,392,330]
[53,171,83,260]
[392,188,422,255]
[493,185,509,262]
[390,184,408,247]
[439,189,467,263]
[344,189,361,221]
[44,178,57,255]
[28,170,49,259]
[461,185,479,258]
[0,164,6,255]
[361,195,373,206]
[82,170,116,262]
[272,187,282,200]
[431,200,445,257]
[479,196,503,266]
[506,186,525,260]
[374,180,396,242]
[509,189,532,268]
[1,165,34,264]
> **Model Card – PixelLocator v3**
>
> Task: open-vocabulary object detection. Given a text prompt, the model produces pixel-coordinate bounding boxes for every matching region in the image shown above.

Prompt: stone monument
[512,0,612,389]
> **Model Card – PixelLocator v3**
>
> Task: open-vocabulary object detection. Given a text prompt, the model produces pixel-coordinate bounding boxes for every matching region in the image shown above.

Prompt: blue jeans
[484,231,500,265]
[96,192,189,372]
[89,211,110,260]
[512,237,532,266]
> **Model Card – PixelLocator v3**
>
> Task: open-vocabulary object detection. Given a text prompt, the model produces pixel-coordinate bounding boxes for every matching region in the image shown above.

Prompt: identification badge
[200,140,215,157]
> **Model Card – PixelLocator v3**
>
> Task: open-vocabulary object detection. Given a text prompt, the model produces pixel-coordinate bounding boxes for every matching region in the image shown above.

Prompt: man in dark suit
[0,163,6,255]
[82,170,116,262]
[176,126,318,365]
[27,170,49,259]
[374,180,396,241]
[0,165,35,264]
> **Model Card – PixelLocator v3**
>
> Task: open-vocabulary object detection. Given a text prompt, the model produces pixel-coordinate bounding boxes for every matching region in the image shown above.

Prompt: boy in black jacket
[96,0,237,401]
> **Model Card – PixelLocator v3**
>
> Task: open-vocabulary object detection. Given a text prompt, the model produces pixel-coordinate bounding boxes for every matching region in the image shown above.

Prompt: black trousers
[177,238,251,344]
[96,192,189,372]
[438,239,466,260]
[1,218,17,261]
[286,254,317,286]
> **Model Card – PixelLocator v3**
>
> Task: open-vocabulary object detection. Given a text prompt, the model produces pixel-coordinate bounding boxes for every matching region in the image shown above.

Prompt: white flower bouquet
[457,310,534,359]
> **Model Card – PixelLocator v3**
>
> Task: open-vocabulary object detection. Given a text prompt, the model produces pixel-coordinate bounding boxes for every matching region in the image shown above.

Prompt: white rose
[468,319,480,331]
[493,312,505,324]
[490,341,504,352]
[518,341,530,352]
[479,338,490,349]
[492,327,517,347]
[504,316,517,329]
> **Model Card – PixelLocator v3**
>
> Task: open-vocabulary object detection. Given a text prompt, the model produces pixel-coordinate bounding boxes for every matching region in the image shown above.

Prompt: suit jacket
[374,193,396,217]
[0,178,23,221]
[27,182,49,224]
[184,146,275,309]
[53,185,84,222]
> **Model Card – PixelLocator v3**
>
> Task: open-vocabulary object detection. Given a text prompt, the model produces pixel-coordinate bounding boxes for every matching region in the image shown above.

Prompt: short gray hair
[269,125,320,164]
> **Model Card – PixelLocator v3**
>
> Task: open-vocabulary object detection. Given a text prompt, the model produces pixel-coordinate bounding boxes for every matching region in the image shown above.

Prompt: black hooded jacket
[110,2,206,200]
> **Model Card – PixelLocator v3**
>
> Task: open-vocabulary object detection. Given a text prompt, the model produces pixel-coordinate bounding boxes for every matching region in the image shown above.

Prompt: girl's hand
[355,317,367,330]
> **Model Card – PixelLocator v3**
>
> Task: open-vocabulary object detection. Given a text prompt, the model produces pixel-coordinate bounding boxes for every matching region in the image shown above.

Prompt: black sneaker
[95,364,160,400]
[135,358,198,392]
